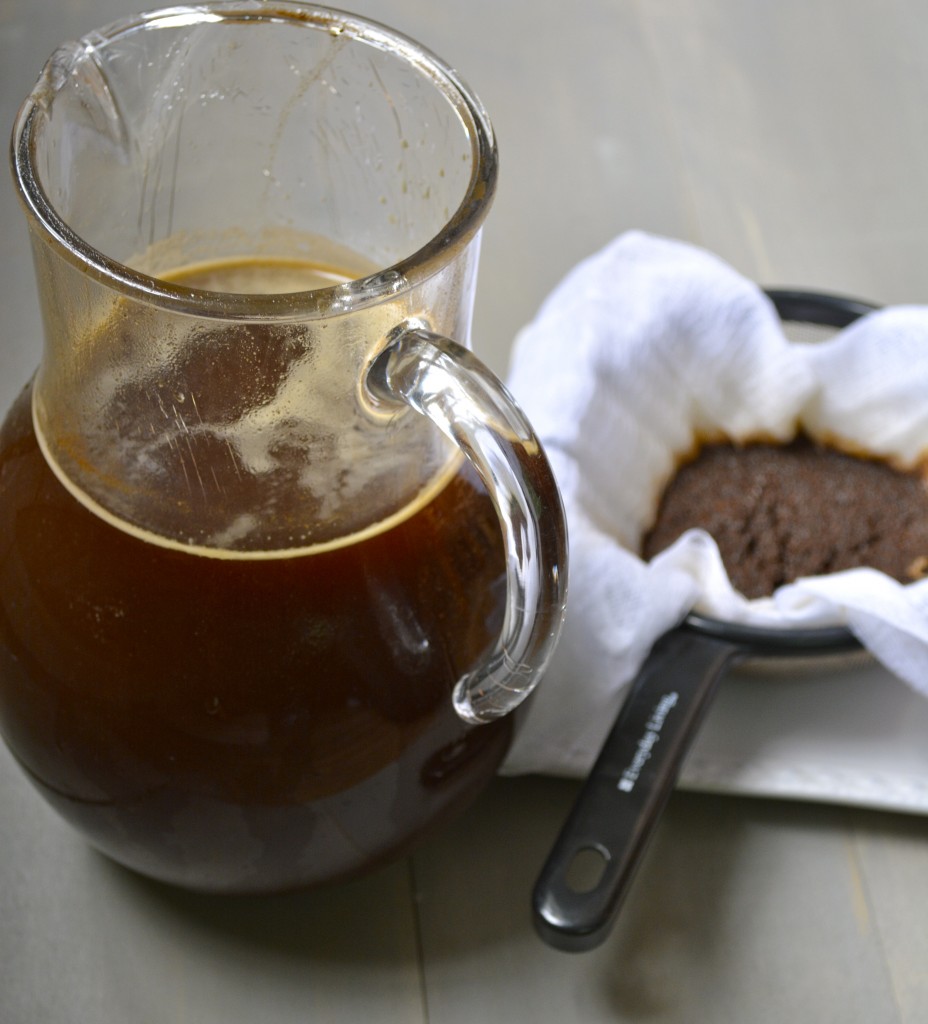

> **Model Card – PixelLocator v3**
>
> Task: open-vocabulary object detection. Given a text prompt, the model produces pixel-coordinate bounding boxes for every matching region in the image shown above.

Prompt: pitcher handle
[367,326,568,725]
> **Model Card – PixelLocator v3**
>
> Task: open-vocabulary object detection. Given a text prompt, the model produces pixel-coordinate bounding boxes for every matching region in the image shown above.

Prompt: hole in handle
[565,844,611,894]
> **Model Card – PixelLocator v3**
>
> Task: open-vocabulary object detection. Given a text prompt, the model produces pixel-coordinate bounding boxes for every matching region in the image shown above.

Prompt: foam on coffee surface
[34,255,456,555]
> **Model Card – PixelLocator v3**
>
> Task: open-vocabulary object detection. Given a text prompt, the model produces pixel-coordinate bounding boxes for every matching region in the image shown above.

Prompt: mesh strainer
[533,289,881,953]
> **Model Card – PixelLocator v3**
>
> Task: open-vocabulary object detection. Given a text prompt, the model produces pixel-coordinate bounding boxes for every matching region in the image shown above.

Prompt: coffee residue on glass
[641,433,928,598]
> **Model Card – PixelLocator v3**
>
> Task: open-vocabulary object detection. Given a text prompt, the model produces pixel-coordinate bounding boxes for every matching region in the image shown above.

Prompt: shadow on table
[92,844,420,967]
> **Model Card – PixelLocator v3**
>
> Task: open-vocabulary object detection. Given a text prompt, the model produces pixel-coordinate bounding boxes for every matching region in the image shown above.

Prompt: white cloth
[502,231,928,777]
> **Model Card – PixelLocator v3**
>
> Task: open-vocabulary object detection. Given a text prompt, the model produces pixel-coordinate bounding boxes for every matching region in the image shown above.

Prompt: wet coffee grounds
[642,434,928,598]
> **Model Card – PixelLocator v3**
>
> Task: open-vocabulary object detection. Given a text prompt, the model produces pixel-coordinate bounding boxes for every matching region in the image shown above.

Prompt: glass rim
[10,1,498,322]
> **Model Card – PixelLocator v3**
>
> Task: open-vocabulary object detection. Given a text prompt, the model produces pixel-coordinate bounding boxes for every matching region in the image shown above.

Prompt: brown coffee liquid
[0,267,512,891]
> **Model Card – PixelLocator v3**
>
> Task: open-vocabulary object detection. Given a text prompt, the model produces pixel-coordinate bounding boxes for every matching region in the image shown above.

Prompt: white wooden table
[3,2,928,1021]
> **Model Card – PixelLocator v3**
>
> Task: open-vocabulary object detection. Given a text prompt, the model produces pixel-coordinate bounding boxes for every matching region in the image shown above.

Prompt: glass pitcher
[0,2,567,892]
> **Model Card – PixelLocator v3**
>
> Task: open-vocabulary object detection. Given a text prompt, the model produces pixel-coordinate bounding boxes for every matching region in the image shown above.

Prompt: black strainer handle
[532,628,746,952]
